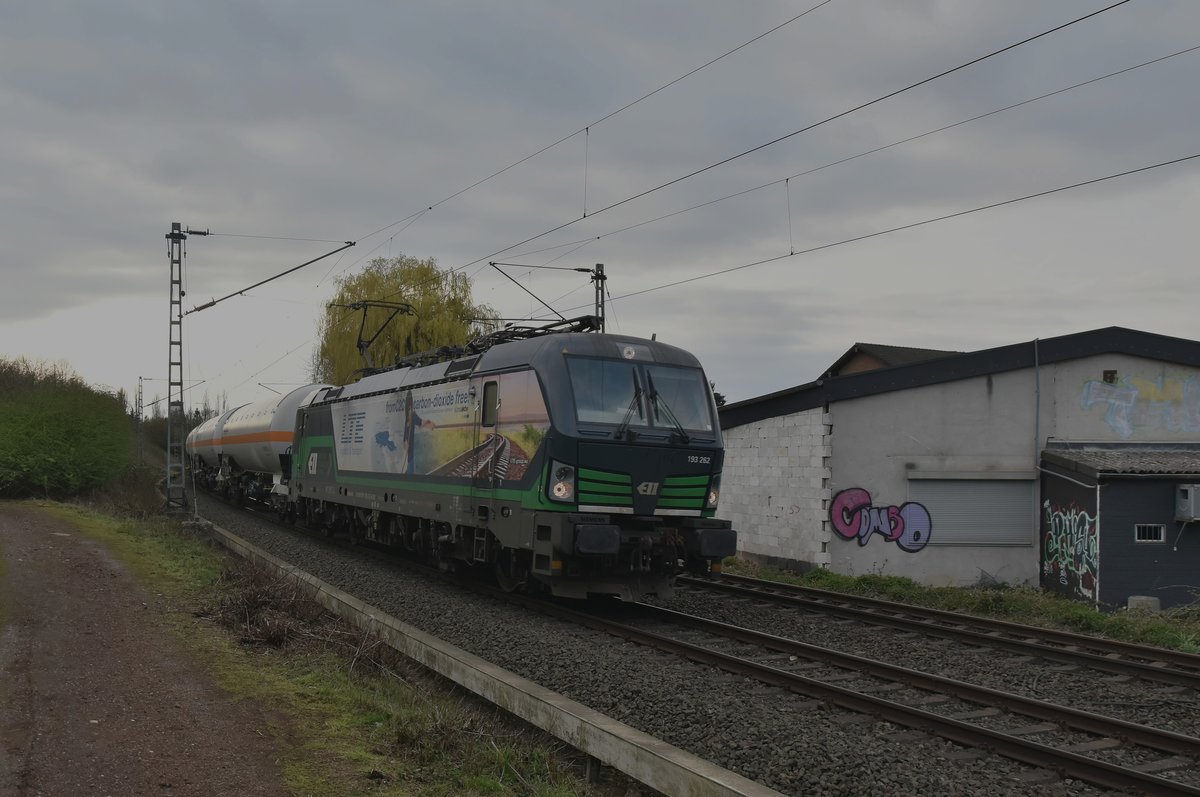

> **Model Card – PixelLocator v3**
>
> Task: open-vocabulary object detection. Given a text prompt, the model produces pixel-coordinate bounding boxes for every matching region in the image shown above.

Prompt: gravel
[660,585,1200,738]
[196,497,1119,796]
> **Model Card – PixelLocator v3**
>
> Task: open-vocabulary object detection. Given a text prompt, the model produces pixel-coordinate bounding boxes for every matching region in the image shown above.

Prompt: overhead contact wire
[455,0,1133,271]
[352,1,836,246]
[592,153,1200,306]
[504,41,1199,262]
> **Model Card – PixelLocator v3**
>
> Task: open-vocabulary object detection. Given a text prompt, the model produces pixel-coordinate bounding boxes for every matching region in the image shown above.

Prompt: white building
[718,327,1200,606]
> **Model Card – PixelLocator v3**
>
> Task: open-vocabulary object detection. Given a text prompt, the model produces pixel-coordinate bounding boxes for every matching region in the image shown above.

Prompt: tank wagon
[189,317,736,600]
[186,384,328,503]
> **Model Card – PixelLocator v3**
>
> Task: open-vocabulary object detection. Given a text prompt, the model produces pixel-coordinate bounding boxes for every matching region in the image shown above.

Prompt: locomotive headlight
[706,475,721,509]
[549,461,575,503]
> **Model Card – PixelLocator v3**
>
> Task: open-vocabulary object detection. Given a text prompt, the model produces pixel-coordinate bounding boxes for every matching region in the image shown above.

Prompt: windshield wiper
[646,372,690,444]
[614,370,643,440]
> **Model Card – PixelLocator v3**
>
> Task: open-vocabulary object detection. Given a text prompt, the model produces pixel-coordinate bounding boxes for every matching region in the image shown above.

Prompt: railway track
[679,572,1200,689]
[194,494,786,797]
[503,594,1200,795]
[205,493,1200,794]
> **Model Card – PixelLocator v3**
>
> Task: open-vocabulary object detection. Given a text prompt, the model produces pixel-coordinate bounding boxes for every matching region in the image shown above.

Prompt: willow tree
[311,255,499,385]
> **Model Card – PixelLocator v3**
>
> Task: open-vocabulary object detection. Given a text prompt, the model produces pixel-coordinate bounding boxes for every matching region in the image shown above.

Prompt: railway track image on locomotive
[186,316,736,600]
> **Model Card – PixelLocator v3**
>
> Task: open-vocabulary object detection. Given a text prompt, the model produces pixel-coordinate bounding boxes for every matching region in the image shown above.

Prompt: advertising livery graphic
[331,371,550,482]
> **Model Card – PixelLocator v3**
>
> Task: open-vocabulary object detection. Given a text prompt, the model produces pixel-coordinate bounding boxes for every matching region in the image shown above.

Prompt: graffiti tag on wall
[1081,374,1200,438]
[1042,500,1098,601]
[829,488,932,553]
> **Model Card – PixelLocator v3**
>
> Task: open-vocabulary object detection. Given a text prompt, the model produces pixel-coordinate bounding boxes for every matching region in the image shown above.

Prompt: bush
[0,358,133,498]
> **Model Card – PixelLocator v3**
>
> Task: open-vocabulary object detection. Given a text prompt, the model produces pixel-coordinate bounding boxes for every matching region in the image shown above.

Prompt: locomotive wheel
[400,518,425,555]
[494,548,527,593]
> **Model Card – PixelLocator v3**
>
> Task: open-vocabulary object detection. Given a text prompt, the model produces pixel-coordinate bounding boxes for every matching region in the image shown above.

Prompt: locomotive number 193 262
[687,455,712,464]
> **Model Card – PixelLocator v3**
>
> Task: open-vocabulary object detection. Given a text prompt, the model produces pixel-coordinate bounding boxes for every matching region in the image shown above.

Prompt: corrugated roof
[1044,448,1200,476]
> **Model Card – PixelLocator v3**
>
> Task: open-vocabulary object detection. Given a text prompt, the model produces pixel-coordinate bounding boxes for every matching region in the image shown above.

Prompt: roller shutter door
[908,479,1033,546]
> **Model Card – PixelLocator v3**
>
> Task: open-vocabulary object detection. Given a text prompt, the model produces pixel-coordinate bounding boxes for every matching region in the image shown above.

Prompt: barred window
[1134,524,1165,543]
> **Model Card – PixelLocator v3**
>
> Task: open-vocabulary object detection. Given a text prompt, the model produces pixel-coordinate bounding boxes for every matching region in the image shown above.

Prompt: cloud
[1,0,1197,410]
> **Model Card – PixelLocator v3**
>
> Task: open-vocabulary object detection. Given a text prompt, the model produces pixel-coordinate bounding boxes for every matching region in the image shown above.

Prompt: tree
[710,382,727,408]
[311,255,499,386]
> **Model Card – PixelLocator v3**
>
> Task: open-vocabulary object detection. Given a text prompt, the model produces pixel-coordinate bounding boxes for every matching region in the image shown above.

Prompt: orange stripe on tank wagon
[213,431,295,446]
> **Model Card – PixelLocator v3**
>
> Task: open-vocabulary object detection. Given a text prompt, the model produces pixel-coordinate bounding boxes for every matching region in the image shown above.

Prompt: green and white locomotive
[189,318,736,600]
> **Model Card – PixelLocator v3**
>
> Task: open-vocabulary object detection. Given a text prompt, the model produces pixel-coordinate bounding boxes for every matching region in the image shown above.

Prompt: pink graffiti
[830,488,932,553]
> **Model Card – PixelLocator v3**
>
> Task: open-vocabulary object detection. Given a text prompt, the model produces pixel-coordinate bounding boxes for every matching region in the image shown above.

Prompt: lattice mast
[164,222,206,511]
[136,376,144,467]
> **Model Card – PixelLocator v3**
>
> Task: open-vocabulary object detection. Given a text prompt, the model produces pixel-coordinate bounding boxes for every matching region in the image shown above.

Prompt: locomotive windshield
[566,357,714,432]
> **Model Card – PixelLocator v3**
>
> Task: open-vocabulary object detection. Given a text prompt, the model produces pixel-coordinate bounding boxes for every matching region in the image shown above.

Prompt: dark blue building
[1041,446,1200,610]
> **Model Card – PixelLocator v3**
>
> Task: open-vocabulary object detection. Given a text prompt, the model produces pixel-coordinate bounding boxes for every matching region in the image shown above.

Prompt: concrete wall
[718,407,830,568]
[721,351,1200,587]
[827,368,1042,587]
[1048,354,1200,443]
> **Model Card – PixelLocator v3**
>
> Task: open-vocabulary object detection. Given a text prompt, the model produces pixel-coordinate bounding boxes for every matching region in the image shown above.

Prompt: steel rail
[630,602,1200,757]
[208,493,1200,794]
[195,511,787,797]
[680,574,1200,688]
[504,594,1200,796]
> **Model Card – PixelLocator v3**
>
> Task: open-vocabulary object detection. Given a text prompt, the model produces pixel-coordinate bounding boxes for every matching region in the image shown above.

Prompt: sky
[2,0,1197,411]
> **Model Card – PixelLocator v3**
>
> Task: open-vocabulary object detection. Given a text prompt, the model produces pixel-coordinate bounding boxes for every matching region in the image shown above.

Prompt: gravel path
[197,496,1121,796]
[0,502,289,797]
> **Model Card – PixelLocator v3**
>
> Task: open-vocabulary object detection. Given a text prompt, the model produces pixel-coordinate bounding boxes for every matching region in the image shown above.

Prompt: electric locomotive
[192,317,737,600]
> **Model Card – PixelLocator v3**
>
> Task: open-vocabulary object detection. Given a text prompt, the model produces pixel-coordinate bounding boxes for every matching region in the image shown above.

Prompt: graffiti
[1082,374,1200,438]
[829,488,932,553]
[1042,500,1098,601]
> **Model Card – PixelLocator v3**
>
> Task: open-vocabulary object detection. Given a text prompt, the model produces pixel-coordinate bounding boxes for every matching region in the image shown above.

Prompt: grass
[36,502,602,797]
[723,558,1200,653]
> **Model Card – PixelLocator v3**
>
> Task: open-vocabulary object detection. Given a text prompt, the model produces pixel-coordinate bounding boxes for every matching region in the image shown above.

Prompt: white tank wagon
[187,384,328,503]
[185,406,242,469]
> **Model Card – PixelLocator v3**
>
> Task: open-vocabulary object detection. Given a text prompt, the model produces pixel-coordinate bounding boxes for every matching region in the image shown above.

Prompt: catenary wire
[373,0,1136,309]
[322,208,431,286]
[452,0,1133,274]
[546,152,1200,311]
[503,41,1200,262]
[207,233,349,243]
[203,152,1199,410]
[373,2,1126,305]
[195,3,1143,393]
[351,1,837,249]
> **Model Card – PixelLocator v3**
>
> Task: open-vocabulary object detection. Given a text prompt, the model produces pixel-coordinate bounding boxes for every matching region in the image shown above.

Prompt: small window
[482,382,498,427]
[1135,524,1165,543]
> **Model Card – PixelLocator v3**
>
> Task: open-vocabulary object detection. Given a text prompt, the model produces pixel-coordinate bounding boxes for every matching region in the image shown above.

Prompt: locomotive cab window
[566,356,714,432]
[482,381,498,427]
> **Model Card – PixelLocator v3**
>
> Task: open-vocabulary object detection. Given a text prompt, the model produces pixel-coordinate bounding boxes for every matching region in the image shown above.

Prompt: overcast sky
[2,0,1197,411]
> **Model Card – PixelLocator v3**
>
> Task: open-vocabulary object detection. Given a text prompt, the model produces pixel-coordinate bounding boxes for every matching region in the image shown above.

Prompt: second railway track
[679,572,1200,689]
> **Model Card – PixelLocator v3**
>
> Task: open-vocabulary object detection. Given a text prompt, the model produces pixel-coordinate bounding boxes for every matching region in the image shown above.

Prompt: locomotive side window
[482,381,498,427]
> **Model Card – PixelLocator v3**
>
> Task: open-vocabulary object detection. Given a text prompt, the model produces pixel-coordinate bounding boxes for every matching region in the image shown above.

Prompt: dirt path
[0,503,290,796]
